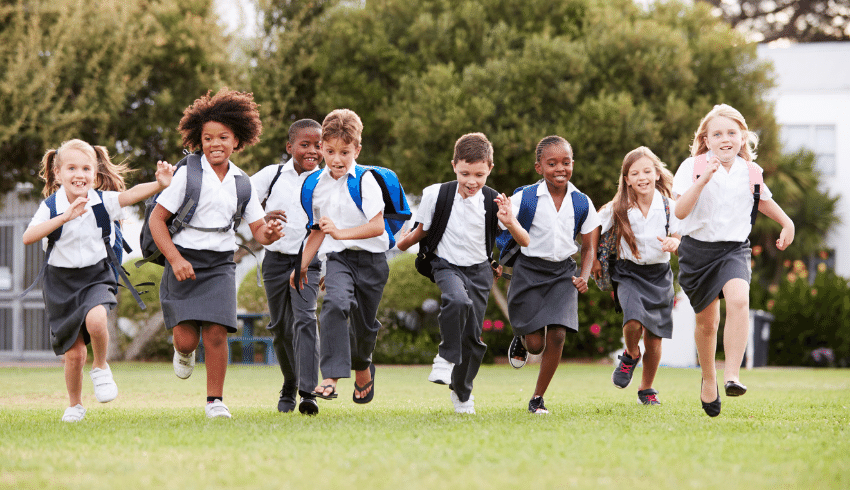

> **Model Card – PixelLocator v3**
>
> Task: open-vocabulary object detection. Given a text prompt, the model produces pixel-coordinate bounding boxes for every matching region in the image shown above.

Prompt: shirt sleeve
[598,204,613,234]
[28,201,51,228]
[359,172,384,221]
[154,164,188,214]
[242,187,266,225]
[672,157,695,198]
[667,199,681,235]
[580,196,601,235]
[414,184,439,231]
[102,191,124,221]
[251,164,277,204]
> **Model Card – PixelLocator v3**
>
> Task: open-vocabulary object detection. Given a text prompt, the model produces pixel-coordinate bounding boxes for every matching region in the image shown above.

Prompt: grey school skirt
[507,254,578,335]
[44,259,117,355]
[160,246,238,332]
[612,260,674,339]
[677,236,751,314]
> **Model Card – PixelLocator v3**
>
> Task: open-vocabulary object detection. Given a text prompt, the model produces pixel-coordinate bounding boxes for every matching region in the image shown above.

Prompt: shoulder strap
[300,168,324,231]
[482,186,498,255]
[45,193,62,243]
[516,183,540,232]
[662,195,670,236]
[746,161,763,226]
[232,169,252,229]
[265,164,285,203]
[571,191,589,239]
[421,181,457,253]
[346,164,368,214]
[168,152,203,235]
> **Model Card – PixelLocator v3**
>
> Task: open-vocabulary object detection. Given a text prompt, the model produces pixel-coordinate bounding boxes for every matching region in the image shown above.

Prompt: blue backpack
[495,181,590,267]
[21,190,148,309]
[300,164,412,249]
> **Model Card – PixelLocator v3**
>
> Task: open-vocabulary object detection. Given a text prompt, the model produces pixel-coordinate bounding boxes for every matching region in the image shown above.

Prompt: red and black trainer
[612,352,640,389]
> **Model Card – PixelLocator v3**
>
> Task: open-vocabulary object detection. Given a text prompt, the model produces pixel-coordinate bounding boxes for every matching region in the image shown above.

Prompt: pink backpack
[692,153,764,226]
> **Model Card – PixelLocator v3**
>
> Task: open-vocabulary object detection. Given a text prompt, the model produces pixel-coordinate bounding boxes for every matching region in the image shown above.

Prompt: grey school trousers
[432,257,493,403]
[320,249,389,378]
[262,251,321,395]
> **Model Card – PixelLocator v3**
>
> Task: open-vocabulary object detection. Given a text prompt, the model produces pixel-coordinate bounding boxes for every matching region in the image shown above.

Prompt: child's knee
[202,325,228,348]
[441,292,472,312]
[64,343,87,366]
[548,326,567,346]
[525,332,545,354]
[85,305,108,333]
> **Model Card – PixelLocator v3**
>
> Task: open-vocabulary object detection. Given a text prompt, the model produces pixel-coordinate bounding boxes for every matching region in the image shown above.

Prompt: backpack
[595,195,670,292]
[495,181,590,267]
[692,153,763,226]
[21,190,148,309]
[135,151,253,268]
[300,164,412,249]
[260,163,285,209]
[411,182,499,282]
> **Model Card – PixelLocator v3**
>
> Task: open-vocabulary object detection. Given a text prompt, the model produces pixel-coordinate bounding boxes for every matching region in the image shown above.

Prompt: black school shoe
[278,383,297,413]
[637,388,661,405]
[724,380,747,397]
[298,396,319,415]
[612,352,640,389]
[701,380,721,417]
[508,336,528,369]
[528,395,549,414]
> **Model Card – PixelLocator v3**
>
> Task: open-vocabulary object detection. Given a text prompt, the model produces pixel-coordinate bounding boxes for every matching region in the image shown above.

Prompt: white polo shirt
[156,155,265,252]
[310,164,389,255]
[672,155,771,242]
[29,187,124,268]
[252,159,319,255]
[506,181,601,262]
[416,183,488,266]
[598,190,680,265]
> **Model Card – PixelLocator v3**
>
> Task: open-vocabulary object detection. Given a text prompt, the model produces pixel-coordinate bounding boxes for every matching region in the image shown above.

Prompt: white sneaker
[62,404,86,422]
[205,399,232,419]
[90,364,118,403]
[427,355,454,385]
[173,349,195,379]
[450,391,475,414]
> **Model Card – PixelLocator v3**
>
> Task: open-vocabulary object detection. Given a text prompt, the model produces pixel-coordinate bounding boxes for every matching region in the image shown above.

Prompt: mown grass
[1,362,848,490]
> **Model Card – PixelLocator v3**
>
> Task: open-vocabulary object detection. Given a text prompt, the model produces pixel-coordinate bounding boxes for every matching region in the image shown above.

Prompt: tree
[0,0,238,196]
[697,0,850,43]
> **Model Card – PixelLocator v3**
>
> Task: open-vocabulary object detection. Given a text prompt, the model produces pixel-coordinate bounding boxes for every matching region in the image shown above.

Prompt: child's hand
[492,264,503,279]
[591,258,602,280]
[63,197,89,222]
[657,235,680,253]
[495,193,514,225]
[155,160,175,189]
[776,226,794,251]
[289,268,308,290]
[697,156,722,184]
[264,210,287,224]
[318,217,340,239]
[572,275,589,293]
[170,257,196,282]
[264,219,285,242]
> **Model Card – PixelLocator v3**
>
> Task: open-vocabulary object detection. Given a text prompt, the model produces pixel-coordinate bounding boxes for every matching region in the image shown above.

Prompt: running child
[500,135,600,414]
[397,132,501,414]
[291,108,388,405]
[592,147,680,406]
[251,119,323,415]
[23,139,174,422]
[673,104,794,417]
[149,88,284,419]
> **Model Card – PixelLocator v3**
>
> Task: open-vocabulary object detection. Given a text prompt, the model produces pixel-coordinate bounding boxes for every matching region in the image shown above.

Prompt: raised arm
[396,223,428,251]
[496,193,529,247]
[118,161,174,207]
[22,197,89,245]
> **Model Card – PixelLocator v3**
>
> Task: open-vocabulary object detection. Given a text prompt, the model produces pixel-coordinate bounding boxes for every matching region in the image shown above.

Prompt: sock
[207,396,222,404]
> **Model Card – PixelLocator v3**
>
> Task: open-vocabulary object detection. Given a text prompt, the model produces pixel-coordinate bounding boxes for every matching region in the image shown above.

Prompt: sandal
[311,384,338,400]
[353,364,375,404]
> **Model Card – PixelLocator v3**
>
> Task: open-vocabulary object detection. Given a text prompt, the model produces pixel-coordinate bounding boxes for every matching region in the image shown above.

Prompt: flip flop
[311,384,338,400]
[352,364,375,404]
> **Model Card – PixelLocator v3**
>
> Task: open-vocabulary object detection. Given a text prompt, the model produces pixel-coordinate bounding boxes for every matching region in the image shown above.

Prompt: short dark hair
[453,132,493,166]
[178,87,262,152]
[321,109,363,146]
[288,119,321,143]
[535,135,571,163]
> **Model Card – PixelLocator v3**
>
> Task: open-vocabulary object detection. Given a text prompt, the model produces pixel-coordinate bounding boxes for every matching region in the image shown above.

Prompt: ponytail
[38,149,60,198]
[93,145,131,192]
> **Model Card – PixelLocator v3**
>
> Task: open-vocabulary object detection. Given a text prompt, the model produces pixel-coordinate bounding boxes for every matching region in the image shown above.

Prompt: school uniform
[416,183,496,403]
[156,155,265,332]
[29,187,124,355]
[252,160,321,395]
[598,190,680,339]
[505,182,601,336]
[311,164,389,378]
[672,155,772,313]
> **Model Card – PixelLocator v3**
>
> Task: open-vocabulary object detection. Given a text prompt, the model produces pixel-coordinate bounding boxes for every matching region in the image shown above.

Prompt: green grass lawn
[1,362,848,490]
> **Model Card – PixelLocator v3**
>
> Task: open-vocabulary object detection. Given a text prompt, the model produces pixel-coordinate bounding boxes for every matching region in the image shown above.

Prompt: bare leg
[721,278,750,385]
[202,324,228,398]
[85,305,109,370]
[639,329,662,391]
[695,299,721,403]
[623,319,643,360]
[172,323,200,355]
[532,327,567,398]
[64,334,87,407]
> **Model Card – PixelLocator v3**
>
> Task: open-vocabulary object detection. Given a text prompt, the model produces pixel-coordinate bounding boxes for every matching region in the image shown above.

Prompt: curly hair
[453,132,493,166]
[321,109,363,147]
[178,88,262,152]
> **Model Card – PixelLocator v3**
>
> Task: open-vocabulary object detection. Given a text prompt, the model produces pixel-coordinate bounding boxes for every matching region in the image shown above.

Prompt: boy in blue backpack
[252,119,323,415]
[291,109,397,404]
[23,139,174,422]
[396,132,502,414]
[498,135,600,414]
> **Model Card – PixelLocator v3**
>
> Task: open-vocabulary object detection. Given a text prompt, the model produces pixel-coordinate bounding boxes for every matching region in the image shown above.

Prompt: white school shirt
[29,187,124,268]
[156,155,265,252]
[310,163,389,255]
[415,183,488,267]
[251,159,319,255]
[505,181,601,262]
[672,155,772,242]
[598,190,680,265]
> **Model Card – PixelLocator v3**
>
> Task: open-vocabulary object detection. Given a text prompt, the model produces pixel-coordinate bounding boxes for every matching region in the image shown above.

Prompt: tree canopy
[697,0,850,43]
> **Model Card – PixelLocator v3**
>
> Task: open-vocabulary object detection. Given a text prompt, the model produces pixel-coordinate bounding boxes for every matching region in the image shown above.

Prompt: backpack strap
[168,152,203,235]
[263,163,285,207]
[482,186,499,268]
[516,183,540,233]
[571,191,589,239]
[662,195,670,236]
[300,168,324,231]
[418,181,457,254]
[694,153,763,226]
[93,191,146,309]
[180,162,252,233]
[346,164,368,215]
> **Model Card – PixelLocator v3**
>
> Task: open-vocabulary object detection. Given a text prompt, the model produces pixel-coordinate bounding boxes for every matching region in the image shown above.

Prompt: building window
[781,124,837,176]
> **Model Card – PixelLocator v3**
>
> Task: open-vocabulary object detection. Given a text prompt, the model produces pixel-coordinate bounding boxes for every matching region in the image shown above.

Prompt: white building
[758,42,850,277]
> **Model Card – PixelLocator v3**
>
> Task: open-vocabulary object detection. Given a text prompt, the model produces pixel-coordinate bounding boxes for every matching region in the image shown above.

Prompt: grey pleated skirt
[612,260,674,339]
[44,259,117,355]
[677,236,751,314]
[160,246,238,332]
[507,254,578,335]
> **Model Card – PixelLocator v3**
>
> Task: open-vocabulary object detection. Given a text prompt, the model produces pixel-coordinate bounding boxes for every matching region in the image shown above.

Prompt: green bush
[238,266,270,315]
[116,260,170,360]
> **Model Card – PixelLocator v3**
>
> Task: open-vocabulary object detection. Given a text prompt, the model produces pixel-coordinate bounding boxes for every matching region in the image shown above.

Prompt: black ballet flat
[701,380,721,417]
[724,380,747,397]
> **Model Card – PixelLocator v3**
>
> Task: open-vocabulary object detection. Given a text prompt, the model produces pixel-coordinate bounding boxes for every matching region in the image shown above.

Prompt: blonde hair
[38,139,131,198]
[607,146,673,259]
[690,104,759,161]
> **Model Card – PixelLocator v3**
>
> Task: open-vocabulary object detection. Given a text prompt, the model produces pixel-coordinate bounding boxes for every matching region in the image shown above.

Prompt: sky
[214,0,258,38]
